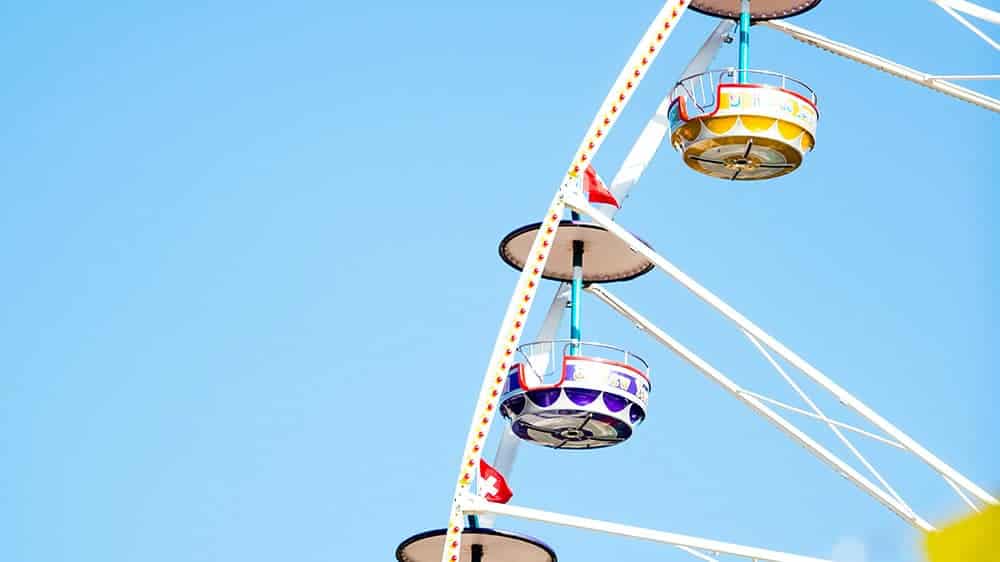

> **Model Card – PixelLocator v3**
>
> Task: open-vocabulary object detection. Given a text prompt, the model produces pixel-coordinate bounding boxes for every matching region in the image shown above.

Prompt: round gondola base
[510,410,634,449]
[498,220,653,283]
[689,0,821,21]
[681,135,804,181]
[396,528,557,562]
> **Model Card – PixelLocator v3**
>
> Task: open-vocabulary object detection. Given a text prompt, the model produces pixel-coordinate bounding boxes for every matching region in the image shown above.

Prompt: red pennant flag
[583,165,620,208]
[478,459,513,504]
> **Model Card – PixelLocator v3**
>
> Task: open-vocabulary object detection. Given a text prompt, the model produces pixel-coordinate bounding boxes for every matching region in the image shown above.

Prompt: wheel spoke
[689,155,726,165]
[590,435,625,443]
[520,421,562,436]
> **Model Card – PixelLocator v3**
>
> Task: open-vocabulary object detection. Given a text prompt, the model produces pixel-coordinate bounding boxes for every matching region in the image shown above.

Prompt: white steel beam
[569,193,998,508]
[460,496,832,562]
[928,74,1000,81]
[742,330,914,514]
[932,0,1000,24]
[933,0,1000,51]
[739,391,905,450]
[584,284,934,531]
[761,19,1000,113]
[677,20,736,81]
[942,475,984,513]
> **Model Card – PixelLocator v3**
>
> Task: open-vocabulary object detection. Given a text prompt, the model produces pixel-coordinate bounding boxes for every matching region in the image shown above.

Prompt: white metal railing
[515,339,649,386]
[670,68,818,119]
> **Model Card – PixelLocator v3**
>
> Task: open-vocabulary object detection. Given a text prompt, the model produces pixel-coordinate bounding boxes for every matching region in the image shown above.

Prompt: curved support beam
[439,3,693,560]
[762,19,1000,113]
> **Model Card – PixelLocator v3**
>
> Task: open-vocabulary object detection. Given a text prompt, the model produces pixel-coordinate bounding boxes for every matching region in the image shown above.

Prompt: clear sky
[1,2,996,562]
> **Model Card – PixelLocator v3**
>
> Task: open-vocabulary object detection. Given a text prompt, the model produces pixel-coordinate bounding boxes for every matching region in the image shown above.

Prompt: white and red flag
[478,459,513,504]
[582,165,620,208]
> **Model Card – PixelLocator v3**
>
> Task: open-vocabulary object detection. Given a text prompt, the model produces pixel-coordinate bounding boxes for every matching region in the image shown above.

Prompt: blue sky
[1,2,996,562]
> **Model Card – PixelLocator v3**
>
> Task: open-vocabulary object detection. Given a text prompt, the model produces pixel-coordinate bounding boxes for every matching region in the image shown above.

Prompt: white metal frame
[761,18,1000,112]
[583,282,934,530]
[569,193,997,524]
[461,494,830,562]
[933,0,1000,25]
[931,0,1000,51]
[436,2,998,562]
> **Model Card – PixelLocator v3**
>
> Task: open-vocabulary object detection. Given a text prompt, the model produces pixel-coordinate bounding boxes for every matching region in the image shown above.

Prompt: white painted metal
[583,283,935,531]
[439,2,693,560]
[933,0,1000,50]
[739,391,905,450]
[942,474,983,513]
[928,74,1000,80]
[608,20,736,207]
[742,329,915,514]
[762,19,1000,113]
[679,21,737,81]
[932,0,1000,24]
[460,495,832,562]
[488,429,521,497]
[571,194,999,508]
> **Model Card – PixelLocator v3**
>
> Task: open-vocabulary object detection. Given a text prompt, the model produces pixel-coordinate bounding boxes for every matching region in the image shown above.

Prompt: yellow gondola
[668,69,818,180]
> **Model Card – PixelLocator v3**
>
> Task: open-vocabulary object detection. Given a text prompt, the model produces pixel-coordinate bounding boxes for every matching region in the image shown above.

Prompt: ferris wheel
[396,1,999,561]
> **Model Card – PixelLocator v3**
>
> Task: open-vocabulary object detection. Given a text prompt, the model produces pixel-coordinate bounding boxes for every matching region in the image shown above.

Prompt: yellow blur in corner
[924,504,999,562]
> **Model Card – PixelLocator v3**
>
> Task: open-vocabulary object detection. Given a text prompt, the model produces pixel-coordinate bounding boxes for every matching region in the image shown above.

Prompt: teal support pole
[738,0,750,83]
[569,239,583,356]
